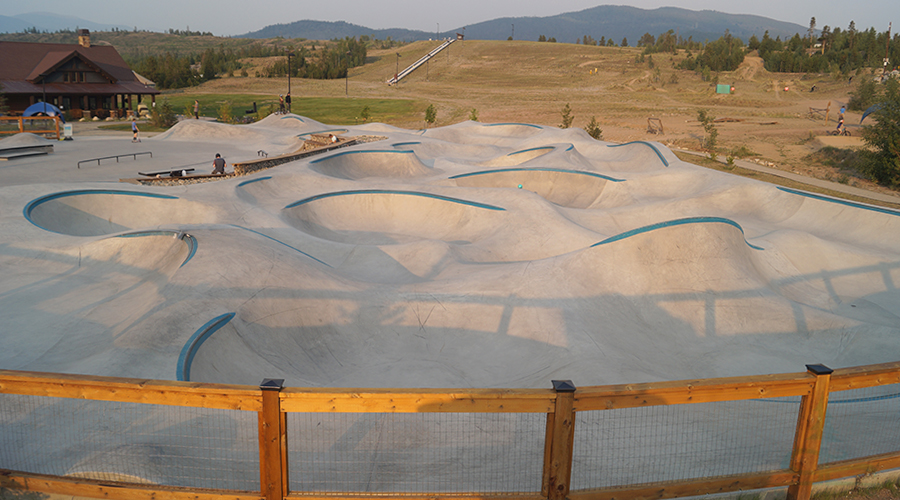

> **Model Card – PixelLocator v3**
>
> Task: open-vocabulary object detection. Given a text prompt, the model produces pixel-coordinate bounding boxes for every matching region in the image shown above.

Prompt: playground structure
[387,34,462,85]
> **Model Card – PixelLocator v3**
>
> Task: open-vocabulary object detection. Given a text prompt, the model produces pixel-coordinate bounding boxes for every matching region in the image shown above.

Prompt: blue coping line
[23,190,179,230]
[777,187,900,217]
[590,216,764,251]
[227,225,331,267]
[449,167,624,182]
[297,128,348,138]
[176,312,236,381]
[484,122,543,129]
[607,141,670,167]
[392,141,422,148]
[564,144,575,152]
[114,230,197,267]
[507,146,555,157]
[309,149,415,164]
[280,116,305,122]
[284,190,506,212]
[237,176,272,187]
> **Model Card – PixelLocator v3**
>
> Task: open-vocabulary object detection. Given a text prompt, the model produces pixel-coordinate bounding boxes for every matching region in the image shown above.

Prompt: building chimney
[78,29,90,48]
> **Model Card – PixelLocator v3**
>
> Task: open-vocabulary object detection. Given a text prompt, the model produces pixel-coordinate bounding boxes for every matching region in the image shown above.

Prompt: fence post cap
[552,380,576,392]
[260,378,285,390]
[805,364,833,375]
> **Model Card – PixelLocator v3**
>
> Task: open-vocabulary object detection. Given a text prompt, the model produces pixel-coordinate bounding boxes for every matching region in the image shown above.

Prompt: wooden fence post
[787,364,833,500]
[259,378,287,500]
[543,380,577,500]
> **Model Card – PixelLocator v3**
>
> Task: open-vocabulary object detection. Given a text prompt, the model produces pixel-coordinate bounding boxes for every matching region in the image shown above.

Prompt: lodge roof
[0,41,158,95]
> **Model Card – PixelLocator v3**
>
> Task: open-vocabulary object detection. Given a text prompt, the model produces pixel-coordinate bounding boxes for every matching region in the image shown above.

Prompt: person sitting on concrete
[211,153,227,175]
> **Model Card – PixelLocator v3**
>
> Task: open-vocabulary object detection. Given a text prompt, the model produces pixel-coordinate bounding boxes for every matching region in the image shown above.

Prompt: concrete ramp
[309,150,435,180]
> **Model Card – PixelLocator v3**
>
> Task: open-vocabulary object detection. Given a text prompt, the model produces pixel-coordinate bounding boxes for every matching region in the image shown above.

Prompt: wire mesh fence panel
[287,412,545,494]
[0,393,259,491]
[571,397,800,490]
[820,383,900,464]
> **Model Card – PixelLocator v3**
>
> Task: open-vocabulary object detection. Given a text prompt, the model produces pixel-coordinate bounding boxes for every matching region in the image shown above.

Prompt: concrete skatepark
[2,114,900,493]
[1,114,899,389]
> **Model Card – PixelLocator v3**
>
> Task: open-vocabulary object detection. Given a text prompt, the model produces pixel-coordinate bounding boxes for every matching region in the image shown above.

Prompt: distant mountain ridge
[0,12,129,34]
[238,5,811,43]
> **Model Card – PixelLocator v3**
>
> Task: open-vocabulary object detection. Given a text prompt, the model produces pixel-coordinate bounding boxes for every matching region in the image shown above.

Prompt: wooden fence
[1,361,898,500]
[0,116,61,140]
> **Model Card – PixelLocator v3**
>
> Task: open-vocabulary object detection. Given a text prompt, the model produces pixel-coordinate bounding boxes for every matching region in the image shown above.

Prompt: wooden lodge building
[0,29,159,118]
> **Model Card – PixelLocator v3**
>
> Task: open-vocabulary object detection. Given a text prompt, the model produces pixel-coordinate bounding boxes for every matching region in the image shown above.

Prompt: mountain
[462,6,809,44]
[239,20,430,42]
[0,12,130,34]
[238,5,809,43]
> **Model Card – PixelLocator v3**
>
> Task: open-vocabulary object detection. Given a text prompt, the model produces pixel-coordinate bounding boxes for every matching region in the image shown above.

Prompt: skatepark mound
[0,132,53,150]
[423,122,544,147]
[154,119,270,143]
[2,115,900,391]
[281,190,505,245]
[25,189,219,236]
[451,167,622,209]
[309,150,435,180]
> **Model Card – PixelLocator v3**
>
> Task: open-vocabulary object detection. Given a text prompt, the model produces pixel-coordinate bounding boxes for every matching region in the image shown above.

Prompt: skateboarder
[131,119,140,143]
[211,153,227,175]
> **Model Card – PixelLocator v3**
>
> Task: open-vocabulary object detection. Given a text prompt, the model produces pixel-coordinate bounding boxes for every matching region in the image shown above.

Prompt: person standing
[131,119,140,143]
[211,153,227,175]
[279,95,285,114]
[193,100,200,119]
[285,93,292,113]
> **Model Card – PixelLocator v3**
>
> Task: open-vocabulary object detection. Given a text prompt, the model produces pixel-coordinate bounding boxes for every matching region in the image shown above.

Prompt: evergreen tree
[859,79,900,186]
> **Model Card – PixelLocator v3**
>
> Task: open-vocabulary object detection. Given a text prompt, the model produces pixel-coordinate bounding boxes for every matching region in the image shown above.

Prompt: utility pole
[286,50,293,102]
[345,51,350,96]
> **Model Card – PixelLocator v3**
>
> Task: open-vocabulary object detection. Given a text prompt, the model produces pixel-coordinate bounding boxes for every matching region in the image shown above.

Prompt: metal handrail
[77,151,152,168]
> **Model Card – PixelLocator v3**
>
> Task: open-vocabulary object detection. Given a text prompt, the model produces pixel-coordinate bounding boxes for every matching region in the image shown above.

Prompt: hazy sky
[4,0,895,37]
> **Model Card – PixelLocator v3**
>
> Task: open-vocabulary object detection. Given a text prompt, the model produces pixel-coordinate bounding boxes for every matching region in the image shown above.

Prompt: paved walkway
[676,149,900,206]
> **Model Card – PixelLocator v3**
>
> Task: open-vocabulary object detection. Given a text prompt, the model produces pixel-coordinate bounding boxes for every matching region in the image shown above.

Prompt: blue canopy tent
[23,102,65,122]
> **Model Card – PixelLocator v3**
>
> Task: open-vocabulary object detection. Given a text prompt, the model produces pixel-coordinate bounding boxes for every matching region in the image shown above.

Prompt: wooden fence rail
[1,362,898,500]
[0,116,61,140]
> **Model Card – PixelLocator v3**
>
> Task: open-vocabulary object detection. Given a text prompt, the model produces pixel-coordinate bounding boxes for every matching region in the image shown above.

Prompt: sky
[2,0,895,37]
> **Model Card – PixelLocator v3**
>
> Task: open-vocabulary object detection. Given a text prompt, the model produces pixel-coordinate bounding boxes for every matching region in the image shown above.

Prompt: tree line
[753,21,898,75]
[130,37,368,90]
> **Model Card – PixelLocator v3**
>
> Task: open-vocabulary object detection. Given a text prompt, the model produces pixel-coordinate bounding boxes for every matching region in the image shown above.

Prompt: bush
[218,101,234,124]
[559,103,573,129]
[584,116,603,139]
[150,98,178,128]
[469,108,479,122]
[257,104,275,121]
[697,109,718,151]
[360,105,371,123]
[424,104,436,127]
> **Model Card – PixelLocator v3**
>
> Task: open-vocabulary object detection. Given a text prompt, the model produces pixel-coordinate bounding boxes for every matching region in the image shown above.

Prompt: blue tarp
[23,102,64,122]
